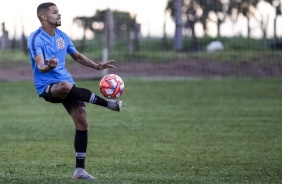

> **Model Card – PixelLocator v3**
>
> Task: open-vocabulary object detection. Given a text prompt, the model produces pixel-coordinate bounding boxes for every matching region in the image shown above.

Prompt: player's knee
[58,81,73,93]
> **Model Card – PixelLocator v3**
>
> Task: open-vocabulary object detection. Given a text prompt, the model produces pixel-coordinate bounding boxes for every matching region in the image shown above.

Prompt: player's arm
[34,54,58,73]
[70,51,116,70]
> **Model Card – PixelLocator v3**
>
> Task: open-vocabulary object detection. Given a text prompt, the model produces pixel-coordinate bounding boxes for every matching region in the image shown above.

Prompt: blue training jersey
[27,27,77,95]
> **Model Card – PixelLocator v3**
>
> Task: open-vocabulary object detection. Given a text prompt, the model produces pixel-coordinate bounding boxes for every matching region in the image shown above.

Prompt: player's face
[46,6,61,27]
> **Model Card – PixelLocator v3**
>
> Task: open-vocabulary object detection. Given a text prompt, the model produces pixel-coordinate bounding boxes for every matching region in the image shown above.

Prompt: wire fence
[1,1,282,80]
[1,36,281,80]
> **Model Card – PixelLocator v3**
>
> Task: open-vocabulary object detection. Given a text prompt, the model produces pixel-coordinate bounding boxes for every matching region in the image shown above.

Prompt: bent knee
[50,81,73,98]
[58,81,73,93]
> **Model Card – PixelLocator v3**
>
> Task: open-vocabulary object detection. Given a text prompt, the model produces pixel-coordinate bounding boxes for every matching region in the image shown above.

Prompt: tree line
[73,1,281,53]
[166,0,282,51]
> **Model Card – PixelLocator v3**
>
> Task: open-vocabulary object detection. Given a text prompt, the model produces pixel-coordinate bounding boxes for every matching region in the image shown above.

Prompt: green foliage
[0,78,281,183]
[0,50,29,63]
[0,37,279,65]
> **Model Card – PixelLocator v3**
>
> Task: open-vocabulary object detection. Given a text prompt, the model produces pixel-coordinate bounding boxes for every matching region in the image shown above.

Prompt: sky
[0,0,280,40]
[0,0,174,40]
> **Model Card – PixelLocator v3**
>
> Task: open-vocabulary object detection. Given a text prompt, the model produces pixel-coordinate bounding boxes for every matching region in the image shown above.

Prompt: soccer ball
[99,74,124,99]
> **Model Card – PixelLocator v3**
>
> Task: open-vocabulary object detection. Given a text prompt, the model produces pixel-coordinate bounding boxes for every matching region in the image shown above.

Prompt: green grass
[0,50,29,63]
[0,78,281,183]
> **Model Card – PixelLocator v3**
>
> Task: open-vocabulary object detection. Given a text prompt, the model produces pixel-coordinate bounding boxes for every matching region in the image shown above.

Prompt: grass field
[0,78,281,183]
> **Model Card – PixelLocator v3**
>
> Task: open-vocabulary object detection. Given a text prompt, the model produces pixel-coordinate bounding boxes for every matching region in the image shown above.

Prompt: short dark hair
[37,2,56,18]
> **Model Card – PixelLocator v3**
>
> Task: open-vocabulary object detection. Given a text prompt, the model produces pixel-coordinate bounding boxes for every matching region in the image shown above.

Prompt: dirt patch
[0,58,282,81]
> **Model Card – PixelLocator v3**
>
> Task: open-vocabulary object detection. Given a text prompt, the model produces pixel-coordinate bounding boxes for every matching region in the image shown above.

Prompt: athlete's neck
[41,25,56,36]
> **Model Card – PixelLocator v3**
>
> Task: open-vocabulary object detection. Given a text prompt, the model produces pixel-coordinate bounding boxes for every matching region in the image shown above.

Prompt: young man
[27,2,121,180]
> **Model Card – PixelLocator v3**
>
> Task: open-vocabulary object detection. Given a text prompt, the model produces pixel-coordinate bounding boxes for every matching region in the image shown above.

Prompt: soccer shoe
[107,100,122,111]
[72,168,96,180]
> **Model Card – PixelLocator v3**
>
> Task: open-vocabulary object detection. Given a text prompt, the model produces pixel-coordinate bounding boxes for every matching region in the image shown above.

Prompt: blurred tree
[226,0,260,38]
[166,0,183,51]
[198,0,228,37]
[264,0,281,41]
[74,10,140,52]
[166,0,228,51]
[167,0,279,49]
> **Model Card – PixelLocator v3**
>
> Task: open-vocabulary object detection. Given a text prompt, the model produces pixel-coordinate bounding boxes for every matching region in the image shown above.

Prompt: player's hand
[46,55,58,69]
[96,60,116,70]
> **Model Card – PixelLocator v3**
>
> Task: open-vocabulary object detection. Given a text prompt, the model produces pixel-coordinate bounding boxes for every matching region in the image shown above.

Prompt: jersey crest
[56,38,65,49]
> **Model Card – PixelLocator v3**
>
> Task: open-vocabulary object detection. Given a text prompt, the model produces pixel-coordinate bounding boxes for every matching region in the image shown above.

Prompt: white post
[101,9,113,76]
[102,47,108,76]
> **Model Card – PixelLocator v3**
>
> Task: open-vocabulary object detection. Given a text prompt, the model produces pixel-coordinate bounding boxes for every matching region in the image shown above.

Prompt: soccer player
[27,2,122,180]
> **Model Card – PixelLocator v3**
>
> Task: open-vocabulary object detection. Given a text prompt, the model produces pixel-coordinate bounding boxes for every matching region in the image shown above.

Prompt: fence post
[102,9,114,76]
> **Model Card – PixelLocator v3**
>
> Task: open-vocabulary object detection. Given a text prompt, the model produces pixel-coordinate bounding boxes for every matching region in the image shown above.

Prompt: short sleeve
[27,36,43,59]
[66,37,77,55]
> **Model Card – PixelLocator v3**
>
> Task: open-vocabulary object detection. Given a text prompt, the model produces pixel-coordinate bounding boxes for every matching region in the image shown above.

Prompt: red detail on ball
[99,74,124,99]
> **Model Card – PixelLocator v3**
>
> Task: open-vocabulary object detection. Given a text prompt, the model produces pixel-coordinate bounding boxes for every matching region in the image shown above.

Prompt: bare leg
[69,106,95,179]
[69,106,88,130]
[50,81,73,99]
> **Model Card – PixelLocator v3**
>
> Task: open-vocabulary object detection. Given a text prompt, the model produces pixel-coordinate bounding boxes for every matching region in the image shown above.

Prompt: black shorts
[40,84,85,114]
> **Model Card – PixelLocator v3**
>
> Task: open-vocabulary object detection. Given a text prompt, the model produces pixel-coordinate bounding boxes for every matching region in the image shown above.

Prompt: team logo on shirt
[56,38,65,49]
